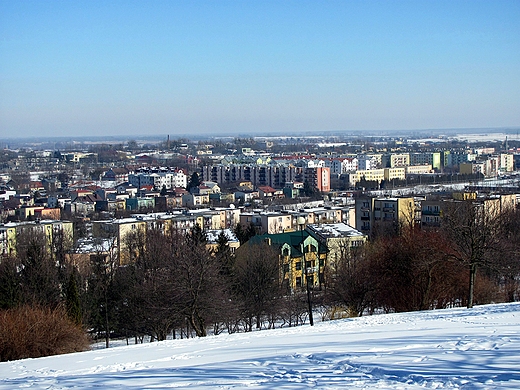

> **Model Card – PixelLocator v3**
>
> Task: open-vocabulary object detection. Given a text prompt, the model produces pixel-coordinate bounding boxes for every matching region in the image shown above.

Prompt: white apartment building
[128,170,187,190]
[323,158,358,174]
[357,154,380,170]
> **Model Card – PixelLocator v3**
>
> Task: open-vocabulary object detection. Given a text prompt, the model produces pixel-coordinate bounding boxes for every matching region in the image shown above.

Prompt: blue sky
[1,0,519,138]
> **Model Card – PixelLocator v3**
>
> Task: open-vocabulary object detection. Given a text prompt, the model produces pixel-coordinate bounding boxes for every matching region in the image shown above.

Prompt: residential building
[500,154,514,173]
[382,153,410,168]
[405,165,433,175]
[410,152,441,170]
[248,229,327,291]
[355,196,416,235]
[0,220,73,258]
[306,223,367,268]
[349,168,406,187]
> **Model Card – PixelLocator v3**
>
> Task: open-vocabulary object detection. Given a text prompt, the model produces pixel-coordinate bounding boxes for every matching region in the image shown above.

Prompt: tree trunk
[467,263,477,308]
[104,291,110,348]
[189,312,207,337]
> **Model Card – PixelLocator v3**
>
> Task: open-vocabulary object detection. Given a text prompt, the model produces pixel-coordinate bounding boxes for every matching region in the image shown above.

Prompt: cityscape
[1,0,520,388]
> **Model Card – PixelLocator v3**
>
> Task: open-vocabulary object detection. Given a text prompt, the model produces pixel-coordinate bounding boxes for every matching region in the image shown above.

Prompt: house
[234,190,259,204]
[258,186,283,200]
[182,193,210,207]
[126,197,155,211]
[246,229,328,292]
[102,167,130,183]
[306,223,367,268]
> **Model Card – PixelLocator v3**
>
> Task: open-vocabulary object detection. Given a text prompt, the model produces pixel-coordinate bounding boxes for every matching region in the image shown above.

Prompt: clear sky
[1,0,519,138]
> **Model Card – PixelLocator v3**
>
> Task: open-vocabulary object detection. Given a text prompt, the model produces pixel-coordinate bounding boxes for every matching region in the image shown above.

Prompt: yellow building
[248,230,327,291]
[0,220,73,258]
[355,196,416,234]
[306,223,367,268]
[349,168,406,187]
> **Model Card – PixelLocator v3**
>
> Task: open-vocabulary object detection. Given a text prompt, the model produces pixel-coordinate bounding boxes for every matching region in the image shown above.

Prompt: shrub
[0,305,90,362]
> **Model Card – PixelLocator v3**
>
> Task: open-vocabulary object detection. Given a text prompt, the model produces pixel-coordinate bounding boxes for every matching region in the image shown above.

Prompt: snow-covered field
[1,303,519,389]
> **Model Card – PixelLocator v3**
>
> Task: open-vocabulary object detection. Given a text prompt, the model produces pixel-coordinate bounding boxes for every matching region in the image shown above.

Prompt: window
[296,277,302,287]
[305,260,312,269]
[296,261,302,270]
[319,258,324,267]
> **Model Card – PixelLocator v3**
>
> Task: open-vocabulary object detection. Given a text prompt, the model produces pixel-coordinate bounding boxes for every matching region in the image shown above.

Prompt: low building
[248,229,328,291]
[0,220,73,258]
[306,223,367,267]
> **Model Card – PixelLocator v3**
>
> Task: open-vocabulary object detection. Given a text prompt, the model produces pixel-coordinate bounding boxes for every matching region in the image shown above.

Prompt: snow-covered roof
[307,222,365,238]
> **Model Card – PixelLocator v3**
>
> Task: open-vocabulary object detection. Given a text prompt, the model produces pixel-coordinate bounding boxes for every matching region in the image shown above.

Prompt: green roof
[248,230,327,257]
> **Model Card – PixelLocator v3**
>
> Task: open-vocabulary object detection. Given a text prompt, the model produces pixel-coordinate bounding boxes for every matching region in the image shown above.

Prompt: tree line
[1,199,520,358]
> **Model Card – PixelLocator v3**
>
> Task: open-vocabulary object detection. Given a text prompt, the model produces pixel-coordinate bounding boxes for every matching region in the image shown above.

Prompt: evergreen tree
[187,224,207,246]
[216,230,234,278]
[187,172,201,191]
[0,257,21,310]
[160,185,167,196]
[234,222,257,245]
[65,271,82,326]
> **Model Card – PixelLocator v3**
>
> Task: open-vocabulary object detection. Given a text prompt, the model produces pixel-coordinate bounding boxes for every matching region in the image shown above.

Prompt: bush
[0,306,90,362]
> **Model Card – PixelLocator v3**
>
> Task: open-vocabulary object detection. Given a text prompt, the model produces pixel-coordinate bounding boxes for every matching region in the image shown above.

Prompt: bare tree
[324,241,374,317]
[441,200,503,308]
[87,234,120,348]
[124,225,180,341]
[233,242,281,331]
[493,206,520,302]
[171,225,224,337]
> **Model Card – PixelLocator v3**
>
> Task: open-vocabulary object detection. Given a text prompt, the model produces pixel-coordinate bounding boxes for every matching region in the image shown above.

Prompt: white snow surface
[1,302,519,389]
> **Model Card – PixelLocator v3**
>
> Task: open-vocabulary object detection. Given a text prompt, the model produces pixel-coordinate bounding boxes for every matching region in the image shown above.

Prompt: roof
[307,223,365,239]
[258,186,277,193]
[206,229,239,244]
[249,230,327,257]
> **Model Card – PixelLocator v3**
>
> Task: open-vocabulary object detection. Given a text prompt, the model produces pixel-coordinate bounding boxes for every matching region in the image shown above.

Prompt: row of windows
[283,259,324,273]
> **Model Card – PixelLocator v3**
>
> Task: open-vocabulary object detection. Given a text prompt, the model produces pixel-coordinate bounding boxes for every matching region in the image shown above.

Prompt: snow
[1,302,519,389]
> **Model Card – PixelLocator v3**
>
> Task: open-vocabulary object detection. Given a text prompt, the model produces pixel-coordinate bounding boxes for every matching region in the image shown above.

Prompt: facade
[128,170,187,190]
[405,165,433,175]
[500,154,514,173]
[248,229,327,292]
[382,153,410,168]
[355,196,416,235]
[410,152,441,170]
[304,167,331,193]
[349,168,406,187]
[324,158,358,174]
[306,223,367,268]
[421,193,517,229]
[0,220,73,258]
[239,206,345,235]
[203,163,330,192]
[91,208,241,264]
[420,199,443,228]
